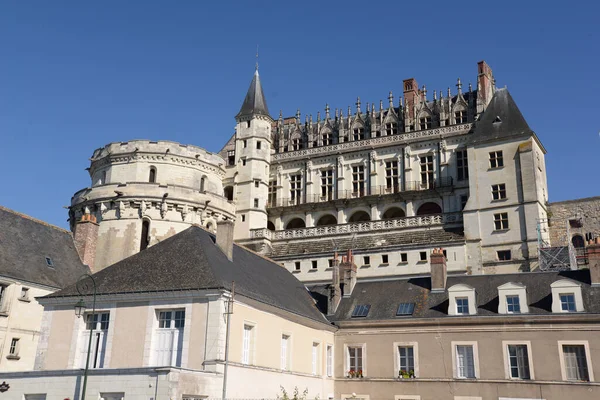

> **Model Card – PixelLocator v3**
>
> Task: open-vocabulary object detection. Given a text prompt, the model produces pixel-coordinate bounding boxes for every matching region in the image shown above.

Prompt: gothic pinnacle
[456,78,462,93]
[356,97,361,114]
[388,91,394,108]
[325,103,330,119]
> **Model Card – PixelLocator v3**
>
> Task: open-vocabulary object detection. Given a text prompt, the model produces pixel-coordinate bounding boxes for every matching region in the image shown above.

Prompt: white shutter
[281,336,288,370]
[312,344,317,374]
[154,329,175,366]
[242,327,251,364]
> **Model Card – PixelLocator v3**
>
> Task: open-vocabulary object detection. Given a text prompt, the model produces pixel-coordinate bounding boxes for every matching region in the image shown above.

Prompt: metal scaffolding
[537,218,576,272]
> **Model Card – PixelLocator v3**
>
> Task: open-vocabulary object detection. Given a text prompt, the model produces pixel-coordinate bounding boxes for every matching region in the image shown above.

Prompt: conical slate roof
[236,69,270,120]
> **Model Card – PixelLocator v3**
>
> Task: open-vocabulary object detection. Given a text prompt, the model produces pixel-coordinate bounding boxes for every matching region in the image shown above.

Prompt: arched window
[140,220,150,251]
[286,218,306,229]
[416,202,442,216]
[149,167,157,183]
[224,186,234,201]
[382,207,406,219]
[200,177,206,192]
[267,221,276,231]
[572,235,585,249]
[316,214,337,226]
[348,211,371,223]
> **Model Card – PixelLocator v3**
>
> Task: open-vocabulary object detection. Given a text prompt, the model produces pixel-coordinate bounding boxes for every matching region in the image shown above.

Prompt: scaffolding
[537,218,577,272]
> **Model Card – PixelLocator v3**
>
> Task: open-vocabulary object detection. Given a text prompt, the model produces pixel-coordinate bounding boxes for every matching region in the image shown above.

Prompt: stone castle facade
[70,60,553,280]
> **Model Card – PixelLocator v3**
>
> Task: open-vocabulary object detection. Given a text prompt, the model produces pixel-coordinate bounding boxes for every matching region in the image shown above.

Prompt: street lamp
[74,274,97,400]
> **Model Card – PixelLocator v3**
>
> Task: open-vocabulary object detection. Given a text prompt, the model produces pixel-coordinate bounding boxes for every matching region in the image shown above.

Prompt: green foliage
[277,386,318,400]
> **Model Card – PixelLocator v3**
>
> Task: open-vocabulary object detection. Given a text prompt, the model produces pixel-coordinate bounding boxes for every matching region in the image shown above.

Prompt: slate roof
[471,88,533,144]
[269,229,465,258]
[47,226,329,324]
[236,69,270,120]
[324,269,600,321]
[0,206,89,288]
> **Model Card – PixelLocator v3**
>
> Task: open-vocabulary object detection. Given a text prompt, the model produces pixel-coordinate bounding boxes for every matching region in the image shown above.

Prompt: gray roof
[471,88,533,144]
[323,269,600,321]
[236,69,270,120]
[47,226,328,324]
[0,206,89,288]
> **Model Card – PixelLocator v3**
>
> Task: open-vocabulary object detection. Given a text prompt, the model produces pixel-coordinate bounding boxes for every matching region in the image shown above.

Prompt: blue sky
[1,1,598,229]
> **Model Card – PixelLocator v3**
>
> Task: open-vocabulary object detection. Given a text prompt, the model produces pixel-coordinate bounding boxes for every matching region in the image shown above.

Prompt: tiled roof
[0,206,89,288]
[236,70,270,120]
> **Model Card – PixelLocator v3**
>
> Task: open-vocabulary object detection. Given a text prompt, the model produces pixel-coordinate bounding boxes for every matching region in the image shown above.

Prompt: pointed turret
[236,69,271,121]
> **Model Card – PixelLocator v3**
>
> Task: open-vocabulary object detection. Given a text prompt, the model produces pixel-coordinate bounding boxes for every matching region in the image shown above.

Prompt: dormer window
[419,117,432,130]
[385,123,398,136]
[291,139,301,151]
[551,279,584,313]
[322,133,332,146]
[448,284,477,316]
[456,298,469,315]
[455,110,467,124]
[498,282,529,314]
[506,296,521,313]
[352,127,365,141]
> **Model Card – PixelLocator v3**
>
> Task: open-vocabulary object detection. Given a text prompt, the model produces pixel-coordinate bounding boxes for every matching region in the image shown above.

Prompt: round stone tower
[69,140,236,271]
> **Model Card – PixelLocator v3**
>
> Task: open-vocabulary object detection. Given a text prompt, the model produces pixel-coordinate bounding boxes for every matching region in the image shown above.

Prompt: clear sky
[1,1,598,229]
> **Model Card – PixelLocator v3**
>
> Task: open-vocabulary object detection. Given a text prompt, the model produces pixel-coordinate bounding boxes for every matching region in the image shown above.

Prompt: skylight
[396,303,415,316]
[351,304,370,318]
[45,257,54,268]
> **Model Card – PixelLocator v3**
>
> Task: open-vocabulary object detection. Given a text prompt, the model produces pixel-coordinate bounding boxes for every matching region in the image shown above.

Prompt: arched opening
[286,218,306,229]
[140,220,150,251]
[206,222,214,232]
[200,176,206,192]
[267,221,276,231]
[382,207,406,219]
[572,235,585,249]
[224,186,234,201]
[149,167,157,183]
[316,214,337,226]
[416,202,442,216]
[348,211,371,223]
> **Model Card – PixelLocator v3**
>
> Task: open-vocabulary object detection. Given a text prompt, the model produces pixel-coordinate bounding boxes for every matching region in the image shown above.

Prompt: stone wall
[549,196,600,246]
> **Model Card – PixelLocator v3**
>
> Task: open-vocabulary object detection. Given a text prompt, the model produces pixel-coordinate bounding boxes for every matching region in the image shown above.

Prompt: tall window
[489,151,504,168]
[563,345,589,381]
[352,165,365,196]
[420,155,434,189]
[352,127,365,141]
[312,342,320,375]
[326,345,333,377]
[242,324,254,365]
[455,345,475,378]
[398,346,415,374]
[79,312,110,369]
[385,161,399,192]
[268,181,277,207]
[227,150,235,166]
[0,285,7,310]
[322,133,332,146]
[507,344,530,379]
[419,116,432,130]
[494,213,509,230]
[281,334,291,370]
[492,184,507,200]
[140,220,150,251]
[149,167,157,183]
[291,138,301,151]
[9,338,19,356]
[456,150,469,181]
[200,177,205,192]
[385,123,398,135]
[290,174,303,205]
[321,169,334,200]
[153,310,185,367]
[347,346,363,373]
[455,110,467,124]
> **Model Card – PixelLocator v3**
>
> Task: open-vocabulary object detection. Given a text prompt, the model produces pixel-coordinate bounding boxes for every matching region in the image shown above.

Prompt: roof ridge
[0,205,71,234]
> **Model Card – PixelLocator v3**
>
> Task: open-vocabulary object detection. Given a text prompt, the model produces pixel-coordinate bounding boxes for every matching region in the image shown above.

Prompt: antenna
[255,45,259,71]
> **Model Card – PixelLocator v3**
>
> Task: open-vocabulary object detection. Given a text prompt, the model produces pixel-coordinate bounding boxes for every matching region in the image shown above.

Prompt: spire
[388,91,394,108]
[236,69,271,121]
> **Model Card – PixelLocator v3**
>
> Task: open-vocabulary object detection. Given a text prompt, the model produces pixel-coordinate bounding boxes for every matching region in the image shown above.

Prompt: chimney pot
[430,247,447,292]
[73,213,99,271]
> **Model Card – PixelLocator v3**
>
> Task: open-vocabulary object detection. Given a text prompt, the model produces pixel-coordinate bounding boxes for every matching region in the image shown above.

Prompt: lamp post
[74,274,97,400]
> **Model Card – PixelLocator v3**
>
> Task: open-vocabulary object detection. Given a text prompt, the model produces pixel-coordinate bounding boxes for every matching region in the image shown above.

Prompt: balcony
[266,178,454,208]
[250,212,463,241]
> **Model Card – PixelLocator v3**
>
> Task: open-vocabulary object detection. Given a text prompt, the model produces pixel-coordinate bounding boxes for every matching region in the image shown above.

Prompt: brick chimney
[340,249,357,297]
[328,252,342,315]
[430,248,447,292]
[73,213,99,270]
[588,238,600,286]
[216,219,235,261]
[477,60,494,113]
[403,78,419,131]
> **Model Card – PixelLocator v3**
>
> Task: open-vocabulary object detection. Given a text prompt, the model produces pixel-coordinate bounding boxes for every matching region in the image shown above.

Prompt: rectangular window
[322,133,332,146]
[419,251,427,261]
[80,312,110,369]
[311,260,318,270]
[241,214,245,222]
[560,294,576,312]
[494,213,509,230]
[419,116,432,130]
[508,344,530,379]
[489,151,504,168]
[352,165,365,196]
[328,259,333,269]
[506,295,521,313]
[253,198,259,208]
[398,346,415,374]
[455,345,475,378]
[290,174,303,205]
[353,127,365,141]
[227,150,235,166]
[312,342,320,375]
[363,256,370,266]
[456,150,469,181]
[385,122,398,135]
[292,138,301,151]
[492,183,507,200]
[326,345,333,377]
[281,334,291,370]
[9,338,19,356]
[396,303,415,316]
[563,345,589,381]
[242,324,254,365]
[347,346,363,372]
[242,158,247,166]
[351,304,371,318]
[400,253,408,263]
[321,169,334,201]
[243,139,247,148]
[460,195,468,210]
[153,310,185,367]
[254,180,260,188]
[497,250,512,261]
[256,141,261,150]
[420,155,434,189]
[455,110,467,124]
[20,287,29,300]
[456,298,469,315]
[0,285,7,309]
[294,261,301,271]
[268,181,277,207]
[385,161,399,192]
[382,254,389,264]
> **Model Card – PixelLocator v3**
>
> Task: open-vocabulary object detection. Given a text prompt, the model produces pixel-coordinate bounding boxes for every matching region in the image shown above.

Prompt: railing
[250,212,463,241]
[266,178,454,208]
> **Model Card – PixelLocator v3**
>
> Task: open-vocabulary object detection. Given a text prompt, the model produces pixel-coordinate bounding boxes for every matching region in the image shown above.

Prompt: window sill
[360,265,371,269]
[417,260,428,264]
[292,270,301,274]
[491,198,508,203]
[379,263,389,267]
[308,269,318,273]
[0,312,8,318]
[492,229,510,234]
[18,298,31,303]
[488,167,505,171]
[398,261,409,265]
[6,355,20,360]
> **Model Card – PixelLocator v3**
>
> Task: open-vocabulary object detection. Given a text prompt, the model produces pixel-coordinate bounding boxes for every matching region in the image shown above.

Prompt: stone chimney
[588,238,600,286]
[73,213,99,270]
[477,60,494,113]
[216,219,235,261]
[430,248,447,292]
[340,249,357,297]
[403,78,419,131]
[328,252,342,315]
